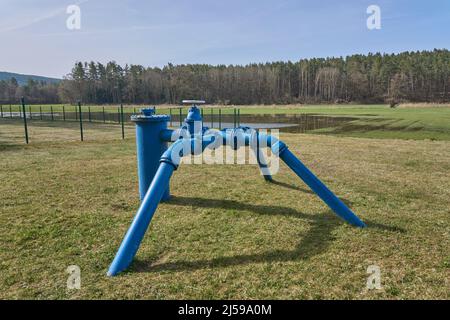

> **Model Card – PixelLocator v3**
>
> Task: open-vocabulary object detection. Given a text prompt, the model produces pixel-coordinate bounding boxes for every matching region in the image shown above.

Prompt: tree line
[0,78,60,104]
[1,49,449,105]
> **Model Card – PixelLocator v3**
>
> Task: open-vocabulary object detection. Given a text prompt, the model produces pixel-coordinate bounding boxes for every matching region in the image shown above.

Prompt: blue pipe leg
[280,148,366,228]
[133,109,171,203]
[252,131,273,182]
[252,148,273,182]
[107,162,175,276]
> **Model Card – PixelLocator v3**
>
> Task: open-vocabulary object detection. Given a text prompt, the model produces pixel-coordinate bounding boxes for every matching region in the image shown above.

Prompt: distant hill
[0,71,61,86]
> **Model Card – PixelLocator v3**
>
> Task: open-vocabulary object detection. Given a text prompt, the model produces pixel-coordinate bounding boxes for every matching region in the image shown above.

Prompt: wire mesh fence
[0,103,244,145]
[0,103,137,145]
[0,102,354,146]
[0,104,243,125]
[0,104,131,123]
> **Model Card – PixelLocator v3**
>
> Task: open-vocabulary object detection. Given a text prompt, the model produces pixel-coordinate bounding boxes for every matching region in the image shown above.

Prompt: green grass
[294,105,450,140]
[4,103,450,140]
[0,120,449,299]
[210,104,450,141]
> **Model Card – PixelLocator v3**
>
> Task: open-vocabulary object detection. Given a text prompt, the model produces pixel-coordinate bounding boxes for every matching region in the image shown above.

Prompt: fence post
[211,108,214,128]
[78,101,84,141]
[201,108,204,127]
[1,104,3,118]
[117,107,120,123]
[233,108,236,128]
[169,108,172,127]
[28,105,32,120]
[238,108,240,126]
[219,108,222,130]
[102,106,105,123]
[179,107,182,126]
[88,106,91,122]
[21,97,29,144]
[51,106,54,121]
[10,105,12,118]
[299,114,302,132]
[63,105,66,121]
[40,106,42,120]
[120,104,125,140]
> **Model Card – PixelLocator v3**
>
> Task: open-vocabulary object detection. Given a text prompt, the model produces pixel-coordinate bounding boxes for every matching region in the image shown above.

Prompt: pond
[2,110,357,133]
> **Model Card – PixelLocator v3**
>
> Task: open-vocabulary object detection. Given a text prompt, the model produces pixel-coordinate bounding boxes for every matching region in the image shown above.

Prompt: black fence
[0,104,135,123]
[0,102,246,144]
[0,102,355,145]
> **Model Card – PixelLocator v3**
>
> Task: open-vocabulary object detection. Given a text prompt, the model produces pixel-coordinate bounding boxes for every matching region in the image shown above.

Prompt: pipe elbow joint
[159,129,175,142]
[159,136,215,170]
[160,154,179,170]
[271,140,288,156]
[160,141,184,170]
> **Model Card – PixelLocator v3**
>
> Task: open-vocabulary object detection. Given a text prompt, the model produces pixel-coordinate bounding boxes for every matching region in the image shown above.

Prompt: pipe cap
[131,107,170,122]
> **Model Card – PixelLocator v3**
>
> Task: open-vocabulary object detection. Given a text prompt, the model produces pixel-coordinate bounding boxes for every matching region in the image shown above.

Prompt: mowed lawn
[207,104,450,141]
[5,104,450,141]
[0,120,449,299]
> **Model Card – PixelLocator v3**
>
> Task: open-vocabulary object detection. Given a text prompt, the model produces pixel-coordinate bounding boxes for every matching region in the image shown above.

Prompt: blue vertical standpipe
[132,108,171,202]
[108,137,216,276]
[184,105,203,136]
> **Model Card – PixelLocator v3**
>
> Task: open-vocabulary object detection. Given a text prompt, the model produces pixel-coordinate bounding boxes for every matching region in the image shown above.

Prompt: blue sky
[0,0,449,78]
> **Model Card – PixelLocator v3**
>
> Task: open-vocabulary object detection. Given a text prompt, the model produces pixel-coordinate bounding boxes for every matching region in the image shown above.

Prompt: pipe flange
[131,107,170,122]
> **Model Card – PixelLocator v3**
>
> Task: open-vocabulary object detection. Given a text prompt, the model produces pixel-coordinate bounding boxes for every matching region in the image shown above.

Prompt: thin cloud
[34,21,221,37]
[0,0,89,33]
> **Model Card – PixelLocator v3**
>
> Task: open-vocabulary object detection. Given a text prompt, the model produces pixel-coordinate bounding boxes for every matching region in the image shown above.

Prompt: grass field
[0,119,449,299]
[193,103,450,141]
[3,103,450,140]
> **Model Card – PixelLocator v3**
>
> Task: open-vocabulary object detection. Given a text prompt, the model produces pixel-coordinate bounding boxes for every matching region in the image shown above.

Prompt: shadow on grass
[0,143,26,152]
[133,196,404,273]
[269,179,315,194]
[326,118,424,135]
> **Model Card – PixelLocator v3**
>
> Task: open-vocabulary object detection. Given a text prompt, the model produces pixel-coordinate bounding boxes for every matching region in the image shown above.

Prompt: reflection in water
[7,110,357,133]
[180,114,357,133]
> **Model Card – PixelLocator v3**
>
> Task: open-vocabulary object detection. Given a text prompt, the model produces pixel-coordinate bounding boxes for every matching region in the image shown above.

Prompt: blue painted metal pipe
[108,109,365,276]
[107,162,175,276]
[279,147,366,228]
[220,129,363,226]
[253,147,273,182]
[185,105,202,136]
[159,129,175,142]
[132,108,171,202]
[161,135,217,167]
[253,130,273,182]
[108,136,217,276]
[215,128,272,181]
[201,129,363,227]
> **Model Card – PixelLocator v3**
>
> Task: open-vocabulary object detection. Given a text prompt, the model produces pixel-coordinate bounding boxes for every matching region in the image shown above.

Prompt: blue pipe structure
[252,130,273,182]
[107,162,175,276]
[279,148,365,228]
[107,103,365,276]
[133,108,170,202]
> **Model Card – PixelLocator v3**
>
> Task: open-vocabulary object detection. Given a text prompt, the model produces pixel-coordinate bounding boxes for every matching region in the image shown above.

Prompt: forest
[1,49,449,105]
